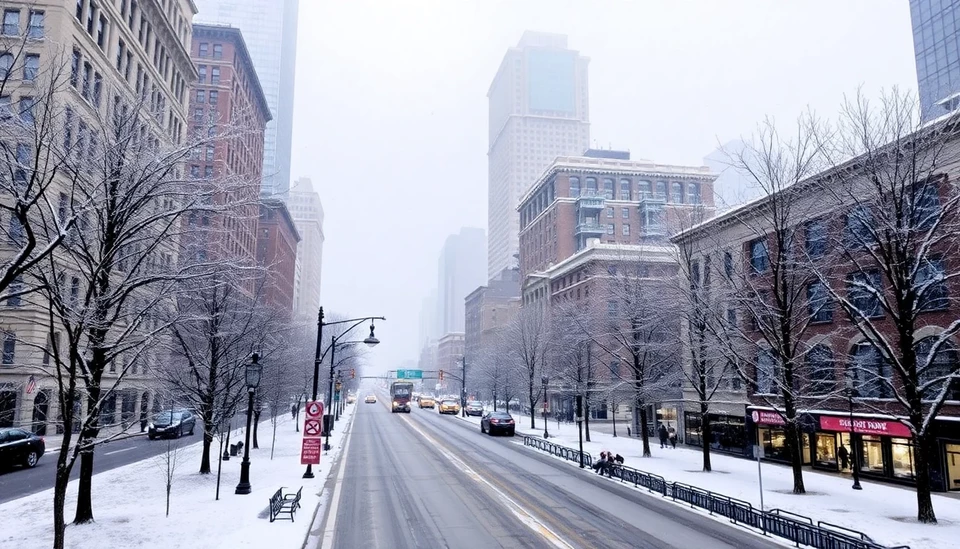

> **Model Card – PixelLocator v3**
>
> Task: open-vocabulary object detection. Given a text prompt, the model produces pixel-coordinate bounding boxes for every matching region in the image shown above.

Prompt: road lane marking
[398,414,574,549]
[317,406,356,549]
[103,446,138,456]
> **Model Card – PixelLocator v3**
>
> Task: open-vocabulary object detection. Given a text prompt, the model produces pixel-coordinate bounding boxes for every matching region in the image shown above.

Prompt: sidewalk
[0,403,357,549]
[457,410,960,549]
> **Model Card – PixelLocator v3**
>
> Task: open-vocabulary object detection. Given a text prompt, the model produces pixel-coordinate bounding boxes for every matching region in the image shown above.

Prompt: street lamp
[304,309,384,479]
[460,356,467,417]
[846,378,862,490]
[235,353,262,495]
[542,375,550,439]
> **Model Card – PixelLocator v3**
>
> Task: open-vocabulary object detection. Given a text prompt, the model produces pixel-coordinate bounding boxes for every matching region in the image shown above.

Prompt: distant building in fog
[437,228,487,334]
[487,31,591,279]
[256,199,300,314]
[703,140,764,211]
[287,177,324,316]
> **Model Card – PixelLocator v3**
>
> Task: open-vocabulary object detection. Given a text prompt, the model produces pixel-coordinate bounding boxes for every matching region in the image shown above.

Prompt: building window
[749,239,769,274]
[605,207,614,218]
[197,65,206,83]
[0,52,13,79]
[638,180,651,198]
[189,164,200,178]
[96,14,107,49]
[198,42,208,57]
[607,300,618,318]
[844,205,875,248]
[917,257,948,311]
[195,89,205,103]
[569,176,580,197]
[606,224,614,235]
[204,165,213,179]
[585,177,597,196]
[205,145,214,161]
[655,181,667,200]
[213,43,222,59]
[805,344,835,395]
[211,66,220,84]
[92,72,102,106]
[76,0,84,21]
[671,182,684,203]
[622,224,630,236]
[807,281,833,323]
[81,62,92,99]
[19,96,35,124]
[804,218,827,259]
[1,331,15,364]
[27,10,43,38]
[915,337,960,401]
[912,180,940,229]
[723,251,733,278]
[621,207,629,219]
[847,270,883,318]
[756,349,777,395]
[620,179,631,200]
[4,276,22,307]
[21,54,38,81]
[209,90,218,104]
[688,182,701,204]
[849,342,891,399]
[603,178,614,199]
[2,9,19,36]
[70,49,80,87]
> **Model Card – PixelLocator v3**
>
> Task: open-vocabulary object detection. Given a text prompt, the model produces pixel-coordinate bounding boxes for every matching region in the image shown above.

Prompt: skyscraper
[193,0,299,197]
[437,228,487,335]
[910,0,960,121]
[487,31,590,279]
[287,177,325,316]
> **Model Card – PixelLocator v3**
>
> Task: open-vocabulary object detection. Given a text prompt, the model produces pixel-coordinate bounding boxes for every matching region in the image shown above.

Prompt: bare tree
[812,90,960,523]
[502,305,551,429]
[551,303,600,440]
[154,437,185,518]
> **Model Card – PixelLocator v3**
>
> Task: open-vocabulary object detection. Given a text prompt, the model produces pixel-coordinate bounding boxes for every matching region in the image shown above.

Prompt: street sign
[305,400,323,420]
[304,419,322,437]
[396,369,423,379]
[301,438,321,465]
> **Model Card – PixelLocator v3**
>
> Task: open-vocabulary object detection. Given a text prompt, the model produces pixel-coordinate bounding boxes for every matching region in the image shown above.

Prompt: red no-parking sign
[301,400,325,465]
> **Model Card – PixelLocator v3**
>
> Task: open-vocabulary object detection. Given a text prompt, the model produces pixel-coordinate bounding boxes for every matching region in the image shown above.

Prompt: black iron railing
[520,436,910,549]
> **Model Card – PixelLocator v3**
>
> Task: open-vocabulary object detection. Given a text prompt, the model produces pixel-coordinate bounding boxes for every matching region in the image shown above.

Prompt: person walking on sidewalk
[658,424,668,449]
[838,444,849,470]
[668,427,677,449]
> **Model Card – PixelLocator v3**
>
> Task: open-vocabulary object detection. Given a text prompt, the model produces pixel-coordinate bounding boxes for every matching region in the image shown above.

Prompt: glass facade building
[911,0,960,121]
[193,0,299,197]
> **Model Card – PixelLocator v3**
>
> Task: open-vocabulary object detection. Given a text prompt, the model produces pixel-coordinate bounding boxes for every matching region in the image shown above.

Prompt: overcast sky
[288,0,917,372]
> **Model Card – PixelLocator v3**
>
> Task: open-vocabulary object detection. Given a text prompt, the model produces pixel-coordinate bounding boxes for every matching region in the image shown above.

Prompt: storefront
[749,409,814,464]
[684,411,749,456]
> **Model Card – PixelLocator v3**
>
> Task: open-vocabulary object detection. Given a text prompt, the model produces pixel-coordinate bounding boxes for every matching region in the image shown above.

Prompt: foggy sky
[288,1,917,373]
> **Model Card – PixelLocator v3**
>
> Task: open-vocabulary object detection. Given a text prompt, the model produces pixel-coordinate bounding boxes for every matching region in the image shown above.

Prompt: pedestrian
[593,451,607,474]
[658,424,668,449]
[838,444,849,470]
[291,403,297,419]
[668,427,677,449]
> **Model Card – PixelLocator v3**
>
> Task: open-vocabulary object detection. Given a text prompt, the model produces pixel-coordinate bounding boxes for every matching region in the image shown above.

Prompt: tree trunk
[639,404,652,457]
[914,430,938,523]
[612,397,617,437]
[528,383,536,430]
[53,443,73,549]
[584,399,591,442]
[200,431,213,474]
[73,447,96,523]
[700,401,712,472]
[252,410,261,449]
[785,421,806,494]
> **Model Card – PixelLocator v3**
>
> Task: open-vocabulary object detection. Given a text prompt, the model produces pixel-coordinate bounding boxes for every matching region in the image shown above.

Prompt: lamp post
[846,379,862,490]
[303,309,384,479]
[324,323,380,453]
[542,375,550,439]
[221,416,231,461]
[235,353,262,495]
[576,393,584,468]
[460,356,467,418]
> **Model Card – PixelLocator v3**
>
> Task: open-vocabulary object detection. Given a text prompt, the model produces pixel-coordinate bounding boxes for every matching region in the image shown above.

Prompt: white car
[364,395,377,404]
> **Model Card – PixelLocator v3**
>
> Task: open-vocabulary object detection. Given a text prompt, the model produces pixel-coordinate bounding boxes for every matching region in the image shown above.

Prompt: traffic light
[439,369,444,381]
[350,369,356,379]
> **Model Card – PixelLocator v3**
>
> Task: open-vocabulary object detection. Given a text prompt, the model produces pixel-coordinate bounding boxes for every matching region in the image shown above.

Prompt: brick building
[464,267,521,394]
[184,24,271,296]
[256,199,300,314]
[436,333,465,395]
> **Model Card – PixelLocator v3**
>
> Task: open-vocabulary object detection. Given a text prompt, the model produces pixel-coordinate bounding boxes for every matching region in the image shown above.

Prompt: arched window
[688,182,701,204]
[805,344,835,395]
[602,178,614,199]
[569,177,580,197]
[0,52,13,79]
[619,179,631,200]
[637,180,651,199]
[655,181,667,200]
[671,182,684,203]
[915,337,960,401]
[849,343,891,399]
[756,349,777,394]
[585,177,598,196]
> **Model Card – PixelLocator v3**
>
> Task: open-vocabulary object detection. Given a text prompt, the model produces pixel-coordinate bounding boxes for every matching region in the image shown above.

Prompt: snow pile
[0,404,357,549]
[456,412,960,549]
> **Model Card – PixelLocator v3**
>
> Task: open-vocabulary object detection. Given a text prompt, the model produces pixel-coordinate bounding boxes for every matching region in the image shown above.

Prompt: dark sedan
[0,427,45,469]
[480,411,515,436]
[148,410,196,440]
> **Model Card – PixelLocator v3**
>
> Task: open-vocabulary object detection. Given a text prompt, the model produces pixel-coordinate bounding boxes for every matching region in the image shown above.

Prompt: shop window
[915,337,960,401]
[859,434,885,474]
[891,438,915,479]
[946,443,960,491]
[815,433,839,469]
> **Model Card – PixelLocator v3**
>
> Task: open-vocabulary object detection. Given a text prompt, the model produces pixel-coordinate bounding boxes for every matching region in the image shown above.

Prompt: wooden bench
[269,486,302,522]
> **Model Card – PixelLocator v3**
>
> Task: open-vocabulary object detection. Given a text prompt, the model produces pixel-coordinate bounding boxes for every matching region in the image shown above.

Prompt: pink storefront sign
[750,410,786,426]
[819,415,912,438]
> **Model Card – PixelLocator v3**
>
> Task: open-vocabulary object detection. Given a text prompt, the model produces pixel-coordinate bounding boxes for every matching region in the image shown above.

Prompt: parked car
[148,410,196,440]
[418,396,436,409]
[365,395,377,403]
[0,427,45,469]
[464,401,484,416]
[438,400,460,415]
[346,394,357,404]
[480,411,516,436]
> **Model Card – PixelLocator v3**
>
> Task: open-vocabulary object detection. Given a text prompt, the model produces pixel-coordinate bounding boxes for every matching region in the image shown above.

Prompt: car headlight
[393,401,399,406]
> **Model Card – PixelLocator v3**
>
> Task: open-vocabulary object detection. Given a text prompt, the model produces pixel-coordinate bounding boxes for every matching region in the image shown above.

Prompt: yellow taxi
[418,396,436,409]
[438,399,460,415]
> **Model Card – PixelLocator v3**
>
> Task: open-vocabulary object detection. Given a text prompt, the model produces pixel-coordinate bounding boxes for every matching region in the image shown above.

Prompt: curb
[300,405,358,549]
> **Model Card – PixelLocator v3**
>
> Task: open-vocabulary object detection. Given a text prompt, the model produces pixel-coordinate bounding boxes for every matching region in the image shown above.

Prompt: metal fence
[520,436,910,549]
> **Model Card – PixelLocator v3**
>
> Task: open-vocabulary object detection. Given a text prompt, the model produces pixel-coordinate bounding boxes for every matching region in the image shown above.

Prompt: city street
[0,431,183,505]
[319,398,777,549]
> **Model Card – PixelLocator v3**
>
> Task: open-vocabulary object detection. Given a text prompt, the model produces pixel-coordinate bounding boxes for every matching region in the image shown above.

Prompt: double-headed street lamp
[235,353,262,495]
[303,307,384,480]
[542,375,550,439]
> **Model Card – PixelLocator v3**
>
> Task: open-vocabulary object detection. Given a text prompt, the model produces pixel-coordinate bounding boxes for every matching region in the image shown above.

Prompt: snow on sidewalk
[0,404,357,549]
[456,409,959,549]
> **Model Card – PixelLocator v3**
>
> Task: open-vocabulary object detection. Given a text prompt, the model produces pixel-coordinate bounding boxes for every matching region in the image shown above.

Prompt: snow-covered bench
[268,486,301,522]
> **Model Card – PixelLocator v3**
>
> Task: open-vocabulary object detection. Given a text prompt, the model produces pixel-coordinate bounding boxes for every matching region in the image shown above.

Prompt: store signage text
[819,416,912,438]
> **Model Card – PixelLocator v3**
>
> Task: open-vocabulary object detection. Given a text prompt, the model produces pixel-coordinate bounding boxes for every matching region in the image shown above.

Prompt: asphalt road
[322,400,778,549]
[0,430,203,505]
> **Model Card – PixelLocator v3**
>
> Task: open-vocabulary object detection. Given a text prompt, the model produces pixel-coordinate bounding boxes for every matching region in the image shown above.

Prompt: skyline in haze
[290,1,918,371]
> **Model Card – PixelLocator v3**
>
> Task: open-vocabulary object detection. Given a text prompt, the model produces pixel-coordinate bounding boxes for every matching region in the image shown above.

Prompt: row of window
[0,52,40,82]
[1,8,44,38]
[569,176,702,204]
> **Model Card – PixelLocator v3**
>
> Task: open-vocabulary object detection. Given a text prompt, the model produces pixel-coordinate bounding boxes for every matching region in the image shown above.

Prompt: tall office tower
[910,0,960,121]
[487,31,590,279]
[193,0,299,197]
[287,177,325,316]
[437,228,487,335]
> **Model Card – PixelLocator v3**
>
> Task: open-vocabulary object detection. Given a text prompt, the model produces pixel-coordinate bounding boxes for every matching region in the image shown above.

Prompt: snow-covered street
[455,411,960,549]
[0,405,356,549]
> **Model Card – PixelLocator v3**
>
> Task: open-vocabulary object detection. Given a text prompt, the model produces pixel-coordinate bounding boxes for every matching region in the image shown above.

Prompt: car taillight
[490,419,499,424]
[506,420,514,424]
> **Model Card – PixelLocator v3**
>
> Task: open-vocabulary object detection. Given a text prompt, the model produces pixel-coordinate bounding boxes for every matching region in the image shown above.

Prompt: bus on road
[390,382,414,413]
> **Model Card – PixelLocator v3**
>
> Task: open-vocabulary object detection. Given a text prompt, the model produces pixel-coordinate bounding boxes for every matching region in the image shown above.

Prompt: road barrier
[520,436,910,549]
